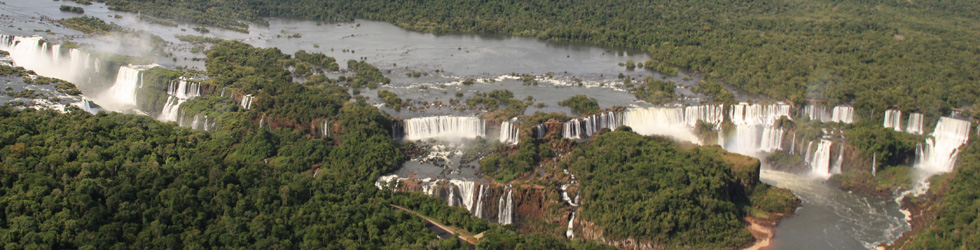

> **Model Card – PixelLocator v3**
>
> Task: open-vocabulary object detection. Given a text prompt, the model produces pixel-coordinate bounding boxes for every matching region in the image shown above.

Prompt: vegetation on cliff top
[0,38,602,249]
[558,95,600,116]
[562,129,797,248]
[891,138,980,249]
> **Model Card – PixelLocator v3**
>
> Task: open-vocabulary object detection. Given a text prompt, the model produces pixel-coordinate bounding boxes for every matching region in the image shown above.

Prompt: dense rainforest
[562,129,797,248]
[0,106,609,249]
[890,137,980,249]
[103,0,980,122]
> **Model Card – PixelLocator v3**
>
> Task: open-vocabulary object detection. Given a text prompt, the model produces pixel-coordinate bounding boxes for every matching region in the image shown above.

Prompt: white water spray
[906,113,924,135]
[808,140,834,179]
[403,116,486,141]
[883,109,902,132]
[499,119,520,145]
[915,117,971,174]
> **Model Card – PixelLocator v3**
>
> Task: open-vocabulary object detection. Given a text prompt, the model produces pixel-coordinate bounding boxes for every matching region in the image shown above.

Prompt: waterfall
[790,133,797,154]
[804,141,814,163]
[421,179,437,196]
[872,152,877,177]
[532,124,546,138]
[179,114,216,131]
[373,176,508,224]
[403,116,486,141]
[374,174,402,190]
[566,212,576,239]
[831,143,845,174]
[832,106,855,123]
[323,120,330,137]
[804,105,855,124]
[240,94,254,110]
[759,126,785,152]
[0,35,96,84]
[473,185,485,218]
[71,98,100,114]
[883,109,902,132]
[684,104,725,127]
[804,105,830,122]
[808,140,835,179]
[499,119,520,145]
[391,121,403,140]
[721,103,791,156]
[622,106,699,143]
[158,78,201,122]
[729,103,791,126]
[562,111,623,139]
[448,186,457,207]
[915,117,971,174]
[104,65,148,107]
[449,180,478,213]
[497,188,514,225]
[560,184,580,207]
[906,113,924,135]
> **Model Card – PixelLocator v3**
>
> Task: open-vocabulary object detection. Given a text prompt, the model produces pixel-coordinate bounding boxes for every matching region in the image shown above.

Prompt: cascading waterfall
[916,117,971,174]
[158,77,201,122]
[71,98,100,114]
[759,126,785,152]
[790,133,797,154]
[240,94,254,110]
[566,212,576,239]
[449,180,478,213]
[497,188,514,225]
[532,124,547,138]
[722,103,791,156]
[374,175,401,190]
[322,120,330,137]
[872,152,877,177]
[0,35,97,84]
[831,143,845,174]
[621,106,700,143]
[804,141,814,164]
[808,140,835,179]
[684,104,725,127]
[403,116,486,141]
[178,113,216,131]
[883,109,902,132]
[104,65,149,107]
[448,186,457,207]
[473,185,486,218]
[730,103,791,125]
[499,119,520,145]
[562,111,623,139]
[560,184,580,207]
[804,105,855,123]
[906,113,924,135]
[832,106,855,123]
[374,175,514,225]
[804,105,830,122]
